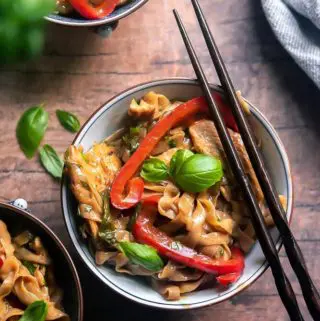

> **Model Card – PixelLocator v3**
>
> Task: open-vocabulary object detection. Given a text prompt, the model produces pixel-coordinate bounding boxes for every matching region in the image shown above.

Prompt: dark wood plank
[0,0,319,320]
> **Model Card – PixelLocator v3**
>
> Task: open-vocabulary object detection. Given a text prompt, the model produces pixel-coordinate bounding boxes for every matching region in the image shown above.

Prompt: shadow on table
[250,0,320,137]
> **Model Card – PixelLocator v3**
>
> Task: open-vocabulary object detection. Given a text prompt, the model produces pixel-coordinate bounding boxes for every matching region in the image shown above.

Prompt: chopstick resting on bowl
[173,1,320,320]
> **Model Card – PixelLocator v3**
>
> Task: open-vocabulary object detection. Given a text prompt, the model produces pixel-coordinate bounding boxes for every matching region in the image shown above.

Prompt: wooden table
[1,0,319,320]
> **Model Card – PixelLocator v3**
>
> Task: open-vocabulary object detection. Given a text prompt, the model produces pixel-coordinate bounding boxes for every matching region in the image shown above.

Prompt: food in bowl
[0,220,69,320]
[64,90,286,301]
[55,0,132,19]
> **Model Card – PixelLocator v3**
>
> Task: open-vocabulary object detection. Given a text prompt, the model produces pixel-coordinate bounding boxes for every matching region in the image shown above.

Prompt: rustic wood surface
[1,0,320,320]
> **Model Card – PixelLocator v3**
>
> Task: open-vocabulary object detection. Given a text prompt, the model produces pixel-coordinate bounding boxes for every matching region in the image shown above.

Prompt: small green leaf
[39,144,64,179]
[56,110,80,133]
[168,139,177,148]
[140,158,169,183]
[16,105,48,159]
[173,154,223,193]
[169,149,194,177]
[119,242,164,272]
[22,260,36,275]
[19,300,48,321]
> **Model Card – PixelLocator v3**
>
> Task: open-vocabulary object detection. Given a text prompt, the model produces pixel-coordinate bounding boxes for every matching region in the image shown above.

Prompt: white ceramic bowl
[61,79,293,310]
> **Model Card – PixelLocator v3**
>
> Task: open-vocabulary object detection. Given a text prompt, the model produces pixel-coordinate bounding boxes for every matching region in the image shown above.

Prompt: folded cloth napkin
[261,0,320,89]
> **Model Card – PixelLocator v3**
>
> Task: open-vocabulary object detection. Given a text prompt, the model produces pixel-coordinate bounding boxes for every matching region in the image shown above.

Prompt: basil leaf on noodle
[19,300,48,321]
[169,149,193,177]
[39,144,64,179]
[22,260,36,275]
[172,154,223,193]
[140,158,168,183]
[16,105,48,159]
[119,242,164,272]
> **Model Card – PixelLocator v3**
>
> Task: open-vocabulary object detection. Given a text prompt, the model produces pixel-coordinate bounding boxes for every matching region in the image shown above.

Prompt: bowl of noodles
[0,200,83,320]
[47,0,149,27]
[61,78,293,309]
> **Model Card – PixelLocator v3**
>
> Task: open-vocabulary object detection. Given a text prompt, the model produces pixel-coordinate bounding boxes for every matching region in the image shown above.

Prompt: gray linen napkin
[261,0,320,89]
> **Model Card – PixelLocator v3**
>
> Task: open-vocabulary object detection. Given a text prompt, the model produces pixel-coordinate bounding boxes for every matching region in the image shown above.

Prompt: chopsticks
[174,1,320,320]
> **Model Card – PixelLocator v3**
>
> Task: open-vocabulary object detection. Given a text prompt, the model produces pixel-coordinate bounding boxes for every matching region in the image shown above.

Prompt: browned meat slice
[228,130,264,203]
[189,120,224,159]
[189,119,263,203]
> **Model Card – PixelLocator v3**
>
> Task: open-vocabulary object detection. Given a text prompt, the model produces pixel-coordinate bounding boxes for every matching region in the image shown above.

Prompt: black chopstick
[173,9,304,321]
[190,0,320,319]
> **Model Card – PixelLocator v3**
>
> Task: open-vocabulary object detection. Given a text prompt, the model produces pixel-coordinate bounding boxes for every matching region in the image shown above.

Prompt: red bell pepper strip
[111,94,237,210]
[216,271,241,286]
[69,0,119,19]
[0,257,3,268]
[132,203,245,275]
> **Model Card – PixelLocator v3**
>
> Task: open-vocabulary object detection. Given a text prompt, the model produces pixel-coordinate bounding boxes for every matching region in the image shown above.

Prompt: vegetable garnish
[169,149,193,177]
[132,201,244,275]
[111,95,236,210]
[140,159,169,183]
[22,260,36,275]
[69,0,119,19]
[16,105,49,159]
[119,241,164,272]
[19,300,48,321]
[0,0,55,64]
[56,110,80,133]
[171,153,223,193]
[39,144,64,179]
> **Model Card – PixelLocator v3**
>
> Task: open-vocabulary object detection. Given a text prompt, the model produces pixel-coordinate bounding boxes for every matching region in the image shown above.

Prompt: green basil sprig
[39,144,64,179]
[169,149,194,177]
[140,159,169,183]
[170,152,223,193]
[19,300,48,321]
[56,110,80,133]
[119,242,164,272]
[16,105,48,159]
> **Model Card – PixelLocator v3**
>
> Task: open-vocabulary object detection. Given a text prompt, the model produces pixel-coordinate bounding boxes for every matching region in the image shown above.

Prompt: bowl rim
[61,78,293,310]
[0,201,84,320]
[45,0,149,27]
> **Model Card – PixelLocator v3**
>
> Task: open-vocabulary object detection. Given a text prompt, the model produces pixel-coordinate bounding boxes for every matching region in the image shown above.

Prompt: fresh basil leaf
[16,105,48,159]
[169,149,194,177]
[39,144,64,179]
[22,260,36,275]
[56,110,80,133]
[173,154,223,193]
[119,242,164,272]
[140,158,169,183]
[19,300,48,321]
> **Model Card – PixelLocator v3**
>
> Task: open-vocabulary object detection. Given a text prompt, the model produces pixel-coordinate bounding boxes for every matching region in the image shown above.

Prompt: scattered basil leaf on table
[141,158,169,183]
[39,144,64,179]
[19,300,48,321]
[16,105,48,159]
[22,260,36,275]
[171,152,223,193]
[119,242,164,272]
[169,149,193,177]
[0,0,55,64]
[56,110,80,133]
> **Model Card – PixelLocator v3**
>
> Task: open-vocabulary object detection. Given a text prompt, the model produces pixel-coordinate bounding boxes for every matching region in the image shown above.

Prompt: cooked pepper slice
[69,0,119,19]
[111,94,237,210]
[132,202,245,275]
[216,271,241,286]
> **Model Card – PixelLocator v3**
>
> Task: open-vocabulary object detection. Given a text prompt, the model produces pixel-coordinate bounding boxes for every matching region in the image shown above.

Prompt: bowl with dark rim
[46,0,149,27]
[0,199,83,320]
[61,78,293,310]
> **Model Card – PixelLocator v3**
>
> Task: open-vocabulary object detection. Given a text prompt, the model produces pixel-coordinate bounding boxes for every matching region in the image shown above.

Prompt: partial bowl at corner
[46,0,149,27]
[61,78,293,310]
[0,200,83,321]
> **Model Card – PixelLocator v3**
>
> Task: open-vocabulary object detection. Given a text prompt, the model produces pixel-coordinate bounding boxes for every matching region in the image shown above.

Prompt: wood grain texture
[0,0,320,320]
